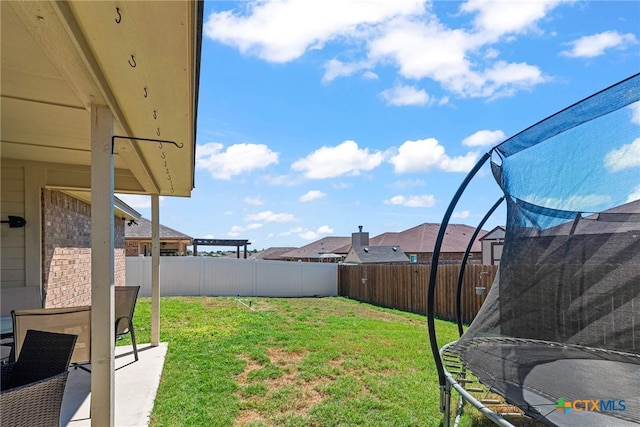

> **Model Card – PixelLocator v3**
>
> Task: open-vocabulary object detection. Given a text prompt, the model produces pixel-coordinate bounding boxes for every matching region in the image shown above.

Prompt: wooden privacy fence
[338,264,498,323]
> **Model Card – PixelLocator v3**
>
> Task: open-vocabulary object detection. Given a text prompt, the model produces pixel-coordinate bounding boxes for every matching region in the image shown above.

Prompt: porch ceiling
[1,1,202,197]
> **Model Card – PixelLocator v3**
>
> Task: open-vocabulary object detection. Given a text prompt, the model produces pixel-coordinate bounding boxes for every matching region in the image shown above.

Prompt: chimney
[352,226,369,247]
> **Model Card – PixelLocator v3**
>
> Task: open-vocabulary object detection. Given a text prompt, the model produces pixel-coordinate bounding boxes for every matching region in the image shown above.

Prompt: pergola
[193,238,252,259]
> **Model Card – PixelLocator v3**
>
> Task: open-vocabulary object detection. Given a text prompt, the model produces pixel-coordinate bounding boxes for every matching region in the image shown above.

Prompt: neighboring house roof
[58,192,142,222]
[480,226,506,241]
[280,237,351,259]
[125,217,192,241]
[540,199,640,236]
[335,223,486,253]
[253,247,298,260]
[345,246,409,264]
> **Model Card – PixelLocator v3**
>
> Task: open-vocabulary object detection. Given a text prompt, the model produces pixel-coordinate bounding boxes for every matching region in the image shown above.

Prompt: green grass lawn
[125,296,486,427]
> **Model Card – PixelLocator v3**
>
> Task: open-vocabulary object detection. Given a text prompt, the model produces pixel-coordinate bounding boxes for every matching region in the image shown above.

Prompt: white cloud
[323,59,369,83]
[298,225,335,240]
[362,71,379,80]
[263,174,302,186]
[380,84,430,106]
[292,140,385,179]
[484,48,499,59]
[388,179,425,189]
[452,210,470,219]
[245,210,296,223]
[479,61,546,99]
[561,31,638,58]
[367,15,548,99]
[604,138,640,172]
[389,138,479,173]
[299,230,320,240]
[318,225,334,234]
[627,185,640,203]
[244,197,265,206]
[630,102,640,125]
[230,223,264,233]
[228,224,264,238]
[204,0,425,63]
[299,190,327,202]
[204,0,561,100]
[196,142,279,180]
[368,20,473,84]
[384,194,436,207]
[333,182,352,189]
[462,129,505,147]
[461,0,562,41]
[115,194,165,209]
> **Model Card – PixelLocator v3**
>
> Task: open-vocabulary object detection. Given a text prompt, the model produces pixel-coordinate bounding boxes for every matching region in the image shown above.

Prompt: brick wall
[42,190,126,308]
[115,219,125,286]
[126,240,140,256]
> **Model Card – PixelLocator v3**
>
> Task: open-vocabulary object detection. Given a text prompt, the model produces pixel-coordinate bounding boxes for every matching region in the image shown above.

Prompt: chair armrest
[0,371,69,427]
[0,363,16,390]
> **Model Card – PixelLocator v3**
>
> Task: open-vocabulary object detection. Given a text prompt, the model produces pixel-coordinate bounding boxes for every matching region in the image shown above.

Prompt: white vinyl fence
[126,256,338,298]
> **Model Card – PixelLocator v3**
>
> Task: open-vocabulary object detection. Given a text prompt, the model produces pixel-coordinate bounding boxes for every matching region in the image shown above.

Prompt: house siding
[0,165,26,288]
[42,189,126,308]
[401,252,481,264]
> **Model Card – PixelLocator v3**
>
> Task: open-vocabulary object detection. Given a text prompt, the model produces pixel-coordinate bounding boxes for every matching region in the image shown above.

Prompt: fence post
[299,261,304,297]
[137,254,144,291]
[199,255,205,296]
[252,259,258,296]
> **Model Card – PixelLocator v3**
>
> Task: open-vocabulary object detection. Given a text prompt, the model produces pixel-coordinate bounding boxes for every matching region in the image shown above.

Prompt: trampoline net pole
[427,151,491,391]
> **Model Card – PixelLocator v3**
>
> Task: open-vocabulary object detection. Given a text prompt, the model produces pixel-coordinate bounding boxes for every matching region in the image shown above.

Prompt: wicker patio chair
[0,329,77,427]
[1,329,77,391]
[115,286,140,363]
[0,371,69,427]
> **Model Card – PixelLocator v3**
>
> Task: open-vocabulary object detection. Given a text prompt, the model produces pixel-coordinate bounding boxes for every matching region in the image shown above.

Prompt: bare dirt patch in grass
[234,409,268,427]
[237,355,263,384]
[328,356,345,369]
[235,347,329,426]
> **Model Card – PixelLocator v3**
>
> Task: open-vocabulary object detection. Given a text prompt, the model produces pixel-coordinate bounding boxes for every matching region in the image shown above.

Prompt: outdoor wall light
[1,216,26,228]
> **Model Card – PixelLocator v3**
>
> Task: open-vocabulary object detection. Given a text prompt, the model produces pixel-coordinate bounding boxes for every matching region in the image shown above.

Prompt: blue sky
[118,0,639,250]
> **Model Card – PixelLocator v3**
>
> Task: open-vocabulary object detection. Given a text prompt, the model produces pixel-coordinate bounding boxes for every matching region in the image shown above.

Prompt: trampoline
[427,73,640,426]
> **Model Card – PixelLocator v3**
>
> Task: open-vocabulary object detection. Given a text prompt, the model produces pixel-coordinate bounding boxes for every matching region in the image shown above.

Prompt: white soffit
[0,1,198,197]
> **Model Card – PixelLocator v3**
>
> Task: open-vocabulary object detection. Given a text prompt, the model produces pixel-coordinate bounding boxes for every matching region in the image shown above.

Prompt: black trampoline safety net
[450,74,640,426]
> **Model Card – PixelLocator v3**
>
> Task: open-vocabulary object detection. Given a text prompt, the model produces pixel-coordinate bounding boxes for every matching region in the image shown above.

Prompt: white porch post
[90,104,115,426]
[151,194,160,346]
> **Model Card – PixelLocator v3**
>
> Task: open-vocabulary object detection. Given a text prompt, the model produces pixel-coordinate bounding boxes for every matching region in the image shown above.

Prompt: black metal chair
[1,329,77,427]
[115,286,140,363]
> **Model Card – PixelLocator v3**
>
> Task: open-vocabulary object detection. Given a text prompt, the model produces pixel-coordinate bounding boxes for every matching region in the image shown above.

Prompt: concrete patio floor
[62,343,167,427]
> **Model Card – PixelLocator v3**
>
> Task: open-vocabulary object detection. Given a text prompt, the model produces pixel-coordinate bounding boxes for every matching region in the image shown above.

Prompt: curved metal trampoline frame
[426,150,514,427]
[440,342,515,427]
[426,73,640,427]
